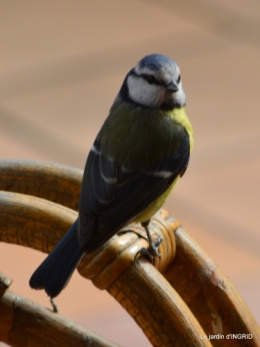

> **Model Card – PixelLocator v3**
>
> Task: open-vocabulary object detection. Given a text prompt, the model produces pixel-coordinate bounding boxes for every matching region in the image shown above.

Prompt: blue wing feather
[79,129,190,252]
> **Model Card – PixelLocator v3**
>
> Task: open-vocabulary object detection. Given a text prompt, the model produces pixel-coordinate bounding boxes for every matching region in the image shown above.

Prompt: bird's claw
[135,235,162,263]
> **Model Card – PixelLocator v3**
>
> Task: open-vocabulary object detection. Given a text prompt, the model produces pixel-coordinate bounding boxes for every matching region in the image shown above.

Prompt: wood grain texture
[1,190,210,346]
[0,191,77,254]
[107,259,212,347]
[164,228,260,347]
[1,159,259,347]
[0,159,82,211]
[0,288,121,347]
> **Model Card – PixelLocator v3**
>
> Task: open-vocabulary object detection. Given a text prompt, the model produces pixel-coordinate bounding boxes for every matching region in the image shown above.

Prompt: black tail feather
[29,220,85,298]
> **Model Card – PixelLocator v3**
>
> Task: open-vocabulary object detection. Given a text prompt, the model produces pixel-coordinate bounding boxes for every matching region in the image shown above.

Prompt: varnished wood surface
[0,189,211,347]
[0,159,81,211]
[1,2,260,345]
[0,273,121,347]
[0,161,259,346]
[165,229,260,347]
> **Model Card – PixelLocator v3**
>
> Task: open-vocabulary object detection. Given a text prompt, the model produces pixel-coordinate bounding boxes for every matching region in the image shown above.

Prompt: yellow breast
[134,106,193,223]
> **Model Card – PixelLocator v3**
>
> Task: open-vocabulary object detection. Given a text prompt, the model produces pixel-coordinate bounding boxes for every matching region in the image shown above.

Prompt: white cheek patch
[173,85,186,106]
[127,75,164,108]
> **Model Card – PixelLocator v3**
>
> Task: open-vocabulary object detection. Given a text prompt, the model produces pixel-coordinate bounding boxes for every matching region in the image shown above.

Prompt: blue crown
[138,54,176,71]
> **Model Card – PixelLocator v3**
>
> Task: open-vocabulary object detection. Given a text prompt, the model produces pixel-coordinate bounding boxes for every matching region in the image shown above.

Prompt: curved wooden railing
[0,159,259,347]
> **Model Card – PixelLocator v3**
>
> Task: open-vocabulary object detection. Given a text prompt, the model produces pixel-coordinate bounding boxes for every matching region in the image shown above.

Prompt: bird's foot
[135,235,162,263]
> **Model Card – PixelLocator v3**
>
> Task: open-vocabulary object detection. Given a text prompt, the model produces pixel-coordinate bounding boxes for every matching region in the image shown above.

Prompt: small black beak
[167,81,179,93]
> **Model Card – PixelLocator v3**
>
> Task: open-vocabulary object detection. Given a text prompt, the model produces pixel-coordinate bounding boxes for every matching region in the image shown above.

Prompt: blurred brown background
[0,1,259,346]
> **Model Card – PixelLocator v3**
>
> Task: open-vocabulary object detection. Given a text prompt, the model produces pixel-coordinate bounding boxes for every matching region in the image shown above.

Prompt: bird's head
[118,54,186,110]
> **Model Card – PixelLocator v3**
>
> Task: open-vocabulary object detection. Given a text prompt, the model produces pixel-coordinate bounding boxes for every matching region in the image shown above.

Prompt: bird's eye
[177,75,181,84]
[146,75,157,84]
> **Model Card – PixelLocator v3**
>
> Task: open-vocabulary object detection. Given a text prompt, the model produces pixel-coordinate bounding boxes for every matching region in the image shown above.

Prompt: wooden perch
[0,274,121,347]
[1,159,260,347]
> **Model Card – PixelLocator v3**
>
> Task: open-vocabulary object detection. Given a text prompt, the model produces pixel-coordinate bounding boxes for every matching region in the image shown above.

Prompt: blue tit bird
[29,54,193,299]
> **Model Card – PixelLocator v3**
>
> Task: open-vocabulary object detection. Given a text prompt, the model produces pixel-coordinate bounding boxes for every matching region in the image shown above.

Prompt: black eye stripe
[129,70,175,88]
[141,73,163,86]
